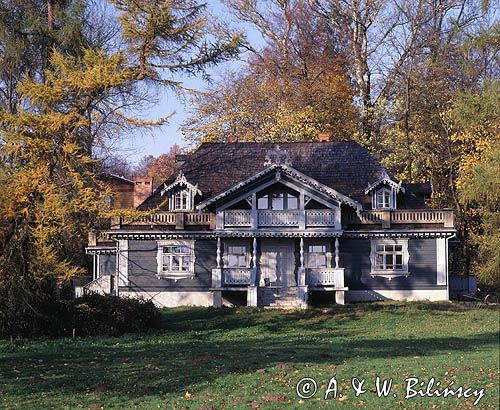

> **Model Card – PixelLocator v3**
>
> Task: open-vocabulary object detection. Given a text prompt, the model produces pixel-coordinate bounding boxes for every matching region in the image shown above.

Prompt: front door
[261,242,295,287]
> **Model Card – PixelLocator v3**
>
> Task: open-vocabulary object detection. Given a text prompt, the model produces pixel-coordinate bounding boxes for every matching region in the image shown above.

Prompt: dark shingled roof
[140,141,401,210]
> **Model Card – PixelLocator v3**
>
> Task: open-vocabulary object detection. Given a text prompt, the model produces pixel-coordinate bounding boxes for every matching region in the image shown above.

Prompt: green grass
[0,302,498,409]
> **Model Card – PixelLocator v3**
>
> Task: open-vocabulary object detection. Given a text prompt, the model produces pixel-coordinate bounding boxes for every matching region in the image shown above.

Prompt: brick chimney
[133,177,153,208]
[318,133,330,142]
[227,136,237,143]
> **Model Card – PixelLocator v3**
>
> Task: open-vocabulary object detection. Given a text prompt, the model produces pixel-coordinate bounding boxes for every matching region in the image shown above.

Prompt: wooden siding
[121,240,214,292]
[119,238,444,293]
[340,239,442,290]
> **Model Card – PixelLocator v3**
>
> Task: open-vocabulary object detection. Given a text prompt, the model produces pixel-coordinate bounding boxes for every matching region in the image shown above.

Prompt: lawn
[0,303,498,409]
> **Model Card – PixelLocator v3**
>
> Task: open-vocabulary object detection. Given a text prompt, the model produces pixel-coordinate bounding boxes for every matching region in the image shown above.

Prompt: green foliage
[0,0,239,338]
[0,293,161,339]
[69,293,161,337]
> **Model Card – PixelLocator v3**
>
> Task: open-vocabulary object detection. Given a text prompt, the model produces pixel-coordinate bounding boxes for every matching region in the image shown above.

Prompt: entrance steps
[258,287,302,308]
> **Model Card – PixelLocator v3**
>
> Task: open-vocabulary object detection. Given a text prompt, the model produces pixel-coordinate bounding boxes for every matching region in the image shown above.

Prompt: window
[156,240,195,279]
[374,188,395,209]
[257,192,299,210]
[226,245,249,268]
[370,239,409,279]
[173,190,190,211]
[287,193,299,209]
[272,193,284,210]
[258,194,269,210]
[307,244,329,268]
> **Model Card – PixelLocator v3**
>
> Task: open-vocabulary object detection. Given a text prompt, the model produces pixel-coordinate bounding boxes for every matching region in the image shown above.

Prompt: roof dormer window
[365,174,404,210]
[375,188,392,209]
[160,171,201,212]
[173,190,190,211]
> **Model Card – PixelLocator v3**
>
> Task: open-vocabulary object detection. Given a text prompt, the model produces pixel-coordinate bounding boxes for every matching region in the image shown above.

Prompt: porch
[211,236,348,307]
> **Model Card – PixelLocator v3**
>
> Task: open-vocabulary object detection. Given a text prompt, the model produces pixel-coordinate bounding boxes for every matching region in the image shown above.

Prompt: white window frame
[306,242,331,269]
[372,187,396,210]
[170,189,191,211]
[370,238,410,279]
[156,240,196,280]
[224,243,250,268]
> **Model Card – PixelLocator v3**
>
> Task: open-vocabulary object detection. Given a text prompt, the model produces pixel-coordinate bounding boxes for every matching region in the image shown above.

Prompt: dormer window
[375,188,392,209]
[173,190,190,211]
[160,171,201,212]
[365,174,404,211]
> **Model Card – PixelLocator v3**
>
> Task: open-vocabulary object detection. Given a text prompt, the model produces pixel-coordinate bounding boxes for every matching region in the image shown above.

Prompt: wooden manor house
[81,141,456,308]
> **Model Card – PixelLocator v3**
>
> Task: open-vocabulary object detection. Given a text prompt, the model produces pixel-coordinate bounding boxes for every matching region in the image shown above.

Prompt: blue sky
[121,0,264,164]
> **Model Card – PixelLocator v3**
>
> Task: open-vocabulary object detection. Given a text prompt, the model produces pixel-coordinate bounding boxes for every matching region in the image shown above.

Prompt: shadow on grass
[0,303,498,402]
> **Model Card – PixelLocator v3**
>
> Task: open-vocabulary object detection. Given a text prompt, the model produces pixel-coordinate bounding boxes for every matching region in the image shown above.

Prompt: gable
[196,164,361,211]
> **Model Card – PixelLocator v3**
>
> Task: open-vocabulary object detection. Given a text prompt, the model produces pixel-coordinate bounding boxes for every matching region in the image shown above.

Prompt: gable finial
[264,145,292,167]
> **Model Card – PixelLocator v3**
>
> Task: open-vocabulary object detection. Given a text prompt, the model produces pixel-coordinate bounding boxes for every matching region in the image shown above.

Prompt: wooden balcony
[306,268,345,288]
[222,268,253,285]
[344,209,454,228]
[222,209,339,229]
[110,212,215,230]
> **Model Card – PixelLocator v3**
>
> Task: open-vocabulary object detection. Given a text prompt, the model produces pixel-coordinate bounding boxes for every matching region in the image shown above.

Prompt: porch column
[93,254,97,280]
[216,237,222,269]
[212,237,222,307]
[247,236,258,307]
[297,236,308,307]
[335,237,340,268]
[250,193,257,229]
[251,236,258,285]
[334,237,346,305]
[297,237,306,286]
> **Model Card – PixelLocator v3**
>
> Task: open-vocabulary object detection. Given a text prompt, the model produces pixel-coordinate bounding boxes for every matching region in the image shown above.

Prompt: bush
[0,293,162,339]
[69,294,162,337]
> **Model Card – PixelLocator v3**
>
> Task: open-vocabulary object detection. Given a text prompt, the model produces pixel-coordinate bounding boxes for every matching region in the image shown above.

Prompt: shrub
[0,293,161,339]
[68,294,162,337]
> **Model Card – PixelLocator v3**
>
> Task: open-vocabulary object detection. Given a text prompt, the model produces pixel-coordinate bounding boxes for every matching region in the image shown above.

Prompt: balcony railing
[306,268,345,287]
[224,210,252,227]
[344,209,454,228]
[223,268,253,285]
[222,209,338,229]
[258,210,301,227]
[111,212,215,229]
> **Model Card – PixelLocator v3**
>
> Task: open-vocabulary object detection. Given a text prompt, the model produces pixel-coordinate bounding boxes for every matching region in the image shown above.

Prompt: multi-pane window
[307,244,328,268]
[257,192,299,210]
[370,240,409,277]
[375,244,404,270]
[226,245,248,268]
[287,193,299,209]
[376,189,391,209]
[162,245,192,273]
[257,194,269,209]
[173,190,189,210]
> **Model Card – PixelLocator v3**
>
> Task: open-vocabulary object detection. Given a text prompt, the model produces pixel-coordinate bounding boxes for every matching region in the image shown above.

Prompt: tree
[446,81,499,284]
[134,145,182,188]
[182,0,358,143]
[0,0,239,336]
